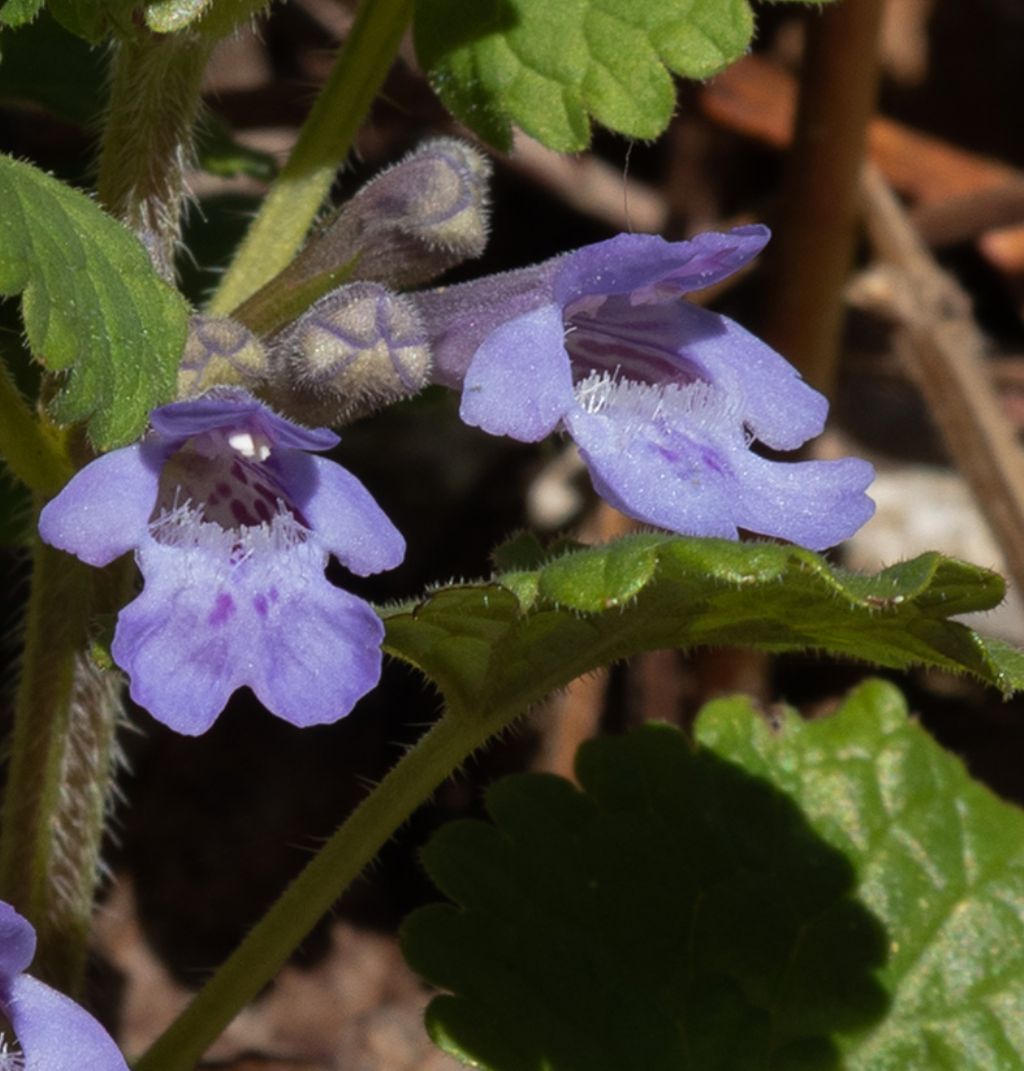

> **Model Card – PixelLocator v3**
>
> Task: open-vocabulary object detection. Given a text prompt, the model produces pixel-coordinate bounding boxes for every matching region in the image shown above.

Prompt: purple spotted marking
[253,481,281,506]
[230,499,259,527]
[208,592,235,626]
[253,593,269,617]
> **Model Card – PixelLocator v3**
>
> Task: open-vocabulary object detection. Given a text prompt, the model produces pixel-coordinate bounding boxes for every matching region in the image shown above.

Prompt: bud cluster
[178,137,492,427]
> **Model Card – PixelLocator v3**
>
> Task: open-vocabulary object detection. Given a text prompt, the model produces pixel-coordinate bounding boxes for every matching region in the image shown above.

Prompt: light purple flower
[0,900,128,1071]
[414,226,875,550]
[39,391,404,735]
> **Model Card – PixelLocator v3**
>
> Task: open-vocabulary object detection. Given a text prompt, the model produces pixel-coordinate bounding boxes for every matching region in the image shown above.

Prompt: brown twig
[700,54,1024,278]
[759,0,887,397]
[910,180,1024,247]
[701,55,1023,208]
[860,163,1024,595]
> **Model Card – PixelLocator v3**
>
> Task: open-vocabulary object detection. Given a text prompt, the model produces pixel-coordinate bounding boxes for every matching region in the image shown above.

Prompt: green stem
[0,360,72,495]
[135,705,503,1071]
[0,536,126,993]
[96,29,213,280]
[208,0,414,315]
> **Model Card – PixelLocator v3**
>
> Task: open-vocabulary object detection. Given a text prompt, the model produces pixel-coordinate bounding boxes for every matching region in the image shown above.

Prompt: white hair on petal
[573,370,744,441]
[149,501,310,563]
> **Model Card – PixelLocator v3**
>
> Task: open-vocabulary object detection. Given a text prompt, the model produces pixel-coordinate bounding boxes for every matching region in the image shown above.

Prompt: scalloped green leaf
[0,155,189,447]
[700,680,1024,1069]
[414,0,831,152]
[383,535,1023,719]
[402,680,1024,1070]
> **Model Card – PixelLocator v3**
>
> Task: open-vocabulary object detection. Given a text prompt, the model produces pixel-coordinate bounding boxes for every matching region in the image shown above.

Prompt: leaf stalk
[207,0,415,315]
[134,703,503,1071]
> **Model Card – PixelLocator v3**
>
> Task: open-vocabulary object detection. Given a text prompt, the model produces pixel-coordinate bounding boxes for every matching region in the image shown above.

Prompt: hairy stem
[96,29,213,280]
[759,0,886,396]
[0,537,127,993]
[208,0,414,314]
[135,705,502,1071]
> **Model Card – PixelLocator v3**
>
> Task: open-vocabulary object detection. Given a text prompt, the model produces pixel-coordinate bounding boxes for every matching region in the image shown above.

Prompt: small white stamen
[0,1035,24,1071]
[227,431,272,461]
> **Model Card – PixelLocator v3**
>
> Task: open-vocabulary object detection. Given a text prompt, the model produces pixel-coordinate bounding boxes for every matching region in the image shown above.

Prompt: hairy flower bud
[293,138,492,290]
[178,315,269,396]
[266,282,431,425]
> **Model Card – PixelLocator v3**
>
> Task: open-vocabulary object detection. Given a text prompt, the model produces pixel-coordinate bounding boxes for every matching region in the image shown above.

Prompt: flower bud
[294,138,492,290]
[266,282,431,424]
[177,315,269,397]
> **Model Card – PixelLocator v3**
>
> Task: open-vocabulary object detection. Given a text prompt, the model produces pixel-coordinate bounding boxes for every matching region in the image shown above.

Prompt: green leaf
[700,680,1024,1069]
[416,0,823,151]
[403,680,1024,1070]
[0,155,189,447]
[150,0,272,39]
[143,0,214,32]
[46,0,134,43]
[383,535,1024,720]
[0,0,45,29]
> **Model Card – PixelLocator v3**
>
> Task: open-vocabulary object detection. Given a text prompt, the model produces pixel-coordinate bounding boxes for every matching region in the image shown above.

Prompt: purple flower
[39,391,404,735]
[414,226,874,550]
[0,900,128,1070]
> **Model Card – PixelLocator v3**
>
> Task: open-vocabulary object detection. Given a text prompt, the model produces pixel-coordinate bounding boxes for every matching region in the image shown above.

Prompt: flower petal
[111,539,244,735]
[249,584,385,728]
[150,390,339,453]
[565,379,874,548]
[554,227,770,307]
[460,304,575,442]
[266,453,405,575]
[112,530,385,733]
[38,442,163,567]
[3,973,128,1071]
[729,452,877,551]
[0,902,35,979]
[648,302,828,450]
[565,386,742,539]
